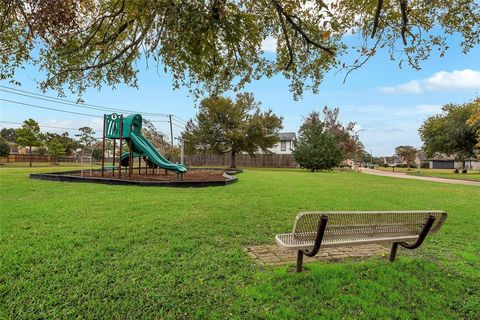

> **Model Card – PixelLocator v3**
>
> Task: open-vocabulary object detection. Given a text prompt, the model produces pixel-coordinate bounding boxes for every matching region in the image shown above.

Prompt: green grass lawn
[1,167,479,319]
[0,161,87,167]
[375,166,480,182]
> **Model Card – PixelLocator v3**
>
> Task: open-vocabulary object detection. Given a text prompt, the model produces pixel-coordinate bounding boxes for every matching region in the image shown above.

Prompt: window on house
[281,140,286,151]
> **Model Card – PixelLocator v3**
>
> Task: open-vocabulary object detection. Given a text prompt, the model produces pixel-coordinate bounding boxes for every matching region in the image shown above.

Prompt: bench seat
[276,231,419,250]
[276,210,447,272]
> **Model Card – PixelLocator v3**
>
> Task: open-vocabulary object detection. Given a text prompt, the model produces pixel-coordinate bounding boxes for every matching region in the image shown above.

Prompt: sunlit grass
[1,166,479,319]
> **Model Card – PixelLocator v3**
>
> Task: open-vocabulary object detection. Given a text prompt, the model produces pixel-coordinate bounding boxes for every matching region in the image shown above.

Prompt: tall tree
[466,98,480,157]
[142,119,166,152]
[44,132,79,155]
[419,99,479,159]
[182,93,283,168]
[15,119,42,167]
[395,145,418,167]
[75,127,96,148]
[46,137,66,164]
[1,1,478,99]
[293,111,342,171]
[0,128,17,142]
[0,137,10,156]
[321,106,362,159]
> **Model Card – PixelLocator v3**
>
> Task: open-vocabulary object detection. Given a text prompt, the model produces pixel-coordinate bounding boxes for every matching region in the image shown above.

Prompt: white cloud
[261,37,277,53]
[379,69,480,94]
[394,104,442,116]
[414,104,443,114]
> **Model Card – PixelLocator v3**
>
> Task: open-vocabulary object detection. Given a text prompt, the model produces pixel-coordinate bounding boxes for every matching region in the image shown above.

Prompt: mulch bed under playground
[80,169,228,182]
[245,244,389,266]
[30,168,239,187]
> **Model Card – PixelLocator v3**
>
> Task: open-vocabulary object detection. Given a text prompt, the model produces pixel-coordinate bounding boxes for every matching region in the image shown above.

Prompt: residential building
[414,151,428,168]
[268,132,297,155]
[428,155,480,170]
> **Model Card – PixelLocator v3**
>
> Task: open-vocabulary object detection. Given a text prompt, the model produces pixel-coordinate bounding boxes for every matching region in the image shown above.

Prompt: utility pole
[175,137,189,165]
[168,114,174,146]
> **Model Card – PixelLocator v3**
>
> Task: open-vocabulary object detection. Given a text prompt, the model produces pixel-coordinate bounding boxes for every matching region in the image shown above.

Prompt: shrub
[453,169,459,174]
[0,137,10,156]
[462,168,468,174]
[421,162,429,169]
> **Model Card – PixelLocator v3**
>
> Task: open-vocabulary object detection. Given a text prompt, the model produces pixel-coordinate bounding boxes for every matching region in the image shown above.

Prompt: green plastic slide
[106,113,187,174]
[130,132,187,173]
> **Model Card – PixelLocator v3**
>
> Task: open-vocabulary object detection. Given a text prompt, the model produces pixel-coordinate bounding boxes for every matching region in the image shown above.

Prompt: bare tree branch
[274,3,293,70]
[399,0,408,45]
[272,0,335,55]
[371,0,383,38]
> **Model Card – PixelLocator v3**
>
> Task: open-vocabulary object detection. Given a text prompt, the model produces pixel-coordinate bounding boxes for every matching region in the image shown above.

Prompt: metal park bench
[275,211,447,272]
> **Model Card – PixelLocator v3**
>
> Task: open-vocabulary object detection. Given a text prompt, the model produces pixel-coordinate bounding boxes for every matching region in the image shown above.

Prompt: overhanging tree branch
[272,0,335,55]
[371,0,383,38]
[274,3,294,70]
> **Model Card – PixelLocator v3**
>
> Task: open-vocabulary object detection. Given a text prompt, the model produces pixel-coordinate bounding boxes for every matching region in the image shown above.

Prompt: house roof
[278,132,296,141]
[416,151,427,161]
[428,153,478,161]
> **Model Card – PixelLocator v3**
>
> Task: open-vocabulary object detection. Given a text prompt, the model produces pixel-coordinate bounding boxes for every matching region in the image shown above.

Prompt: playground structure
[30,113,239,187]
[100,113,187,179]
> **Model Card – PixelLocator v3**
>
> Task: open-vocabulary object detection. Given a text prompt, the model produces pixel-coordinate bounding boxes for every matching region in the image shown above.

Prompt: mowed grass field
[1,167,479,319]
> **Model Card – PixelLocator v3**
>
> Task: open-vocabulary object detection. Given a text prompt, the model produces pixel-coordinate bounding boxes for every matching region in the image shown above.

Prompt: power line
[0,121,102,136]
[0,120,80,131]
[172,115,189,124]
[172,122,185,130]
[0,98,103,118]
[172,119,187,127]
[173,120,186,128]
[0,85,174,118]
[0,87,110,115]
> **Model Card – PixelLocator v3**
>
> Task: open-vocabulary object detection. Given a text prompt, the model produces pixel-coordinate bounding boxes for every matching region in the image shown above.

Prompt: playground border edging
[29,168,239,187]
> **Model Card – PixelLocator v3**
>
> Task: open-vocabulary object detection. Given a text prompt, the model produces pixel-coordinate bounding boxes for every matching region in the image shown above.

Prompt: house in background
[268,132,297,155]
[414,151,428,168]
[383,155,404,166]
[428,154,480,170]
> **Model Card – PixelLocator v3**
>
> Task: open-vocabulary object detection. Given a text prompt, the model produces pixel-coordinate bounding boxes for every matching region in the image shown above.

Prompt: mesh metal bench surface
[275,211,447,272]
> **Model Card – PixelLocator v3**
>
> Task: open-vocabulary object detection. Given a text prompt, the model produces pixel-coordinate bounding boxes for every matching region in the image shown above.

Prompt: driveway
[360,168,480,186]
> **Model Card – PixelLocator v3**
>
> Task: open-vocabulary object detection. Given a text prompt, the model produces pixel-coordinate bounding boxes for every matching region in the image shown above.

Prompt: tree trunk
[29,146,32,167]
[230,151,236,168]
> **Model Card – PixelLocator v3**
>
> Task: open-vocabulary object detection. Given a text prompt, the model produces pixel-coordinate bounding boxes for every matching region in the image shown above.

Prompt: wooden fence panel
[0,154,77,163]
[186,153,298,168]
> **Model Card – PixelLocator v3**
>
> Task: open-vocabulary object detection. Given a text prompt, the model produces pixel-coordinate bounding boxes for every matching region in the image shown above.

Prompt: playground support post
[101,114,106,177]
[118,114,123,178]
[180,140,184,165]
[177,137,189,165]
[128,140,133,177]
[112,138,116,175]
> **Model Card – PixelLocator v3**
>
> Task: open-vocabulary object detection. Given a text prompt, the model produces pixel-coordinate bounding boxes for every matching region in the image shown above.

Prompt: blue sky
[0,34,479,156]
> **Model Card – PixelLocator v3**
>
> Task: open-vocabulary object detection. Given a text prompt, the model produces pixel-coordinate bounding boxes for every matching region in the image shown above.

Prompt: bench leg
[296,251,304,272]
[389,215,436,262]
[390,243,399,262]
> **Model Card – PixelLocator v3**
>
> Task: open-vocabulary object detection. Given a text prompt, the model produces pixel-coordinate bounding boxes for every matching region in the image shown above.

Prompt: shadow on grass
[238,258,479,319]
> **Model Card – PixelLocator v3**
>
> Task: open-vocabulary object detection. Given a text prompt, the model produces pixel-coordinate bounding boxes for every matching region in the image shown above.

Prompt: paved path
[360,168,480,186]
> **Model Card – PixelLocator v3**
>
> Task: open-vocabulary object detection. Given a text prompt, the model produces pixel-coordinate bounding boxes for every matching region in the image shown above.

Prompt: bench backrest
[292,211,447,241]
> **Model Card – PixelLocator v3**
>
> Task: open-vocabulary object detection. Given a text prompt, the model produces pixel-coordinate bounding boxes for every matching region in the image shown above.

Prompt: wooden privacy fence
[186,154,298,168]
[0,154,77,163]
